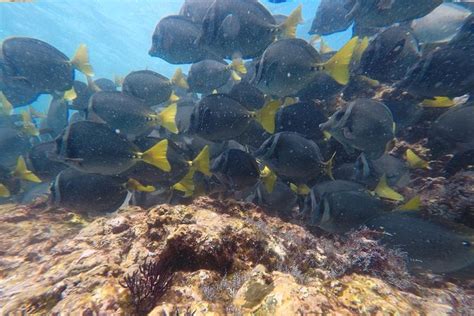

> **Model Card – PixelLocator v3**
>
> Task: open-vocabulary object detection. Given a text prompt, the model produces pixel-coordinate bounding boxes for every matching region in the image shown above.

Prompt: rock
[0,197,473,315]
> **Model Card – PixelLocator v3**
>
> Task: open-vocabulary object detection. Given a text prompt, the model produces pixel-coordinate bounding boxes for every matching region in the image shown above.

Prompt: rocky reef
[1,197,473,315]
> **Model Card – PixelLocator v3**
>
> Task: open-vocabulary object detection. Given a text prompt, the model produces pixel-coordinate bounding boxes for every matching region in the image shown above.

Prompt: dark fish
[275,101,327,142]
[397,16,474,99]
[0,127,31,168]
[122,70,177,107]
[87,91,178,139]
[348,0,442,28]
[445,149,474,176]
[69,80,92,111]
[234,121,272,150]
[308,185,384,233]
[44,98,69,137]
[255,132,328,185]
[188,94,280,142]
[320,99,395,159]
[366,212,474,274]
[356,26,421,83]
[296,72,344,103]
[197,0,302,59]
[353,153,410,188]
[252,179,297,217]
[26,141,67,181]
[428,104,474,156]
[211,149,260,191]
[0,75,40,108]
[50,168,129,214]
[229,81,266,110]
[93,78,117,92]
[179,0,215,23]
[253,37,358,97]
[309,0,354,35]
[187,59,245,94]
[55,121,171,175]
[0,37,93,94]
[149,15,210,64]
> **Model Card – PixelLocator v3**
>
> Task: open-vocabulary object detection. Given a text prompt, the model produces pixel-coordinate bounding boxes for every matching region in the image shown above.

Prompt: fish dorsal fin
[374,174,404,201]
[71,44,94,76]
[158,103,179,134]
[13,156,41,183]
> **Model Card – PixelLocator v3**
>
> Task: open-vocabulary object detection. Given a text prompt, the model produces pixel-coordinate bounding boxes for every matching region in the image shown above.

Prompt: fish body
[310,0,354,35]
[26,141,67,181]
[187,60,232,94]
[320,99,395,159]
[122,70,172,106]
[179,0,215,23]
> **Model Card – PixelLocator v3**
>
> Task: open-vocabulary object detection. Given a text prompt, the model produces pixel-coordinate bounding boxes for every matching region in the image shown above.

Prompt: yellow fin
[169,91,180,103]
[321,37,359,85]
[71,44,94,76]
[0,183,10,198]
[374,174,404,201]
[191,145,211,176]
[261,165,277,193]
[158,103,179,134]
[352,37,369,65]
[21,111,39,137]
[358,75,380,87]
[13,156,41,183]
[254,100,281,133]
[290,183,310,195]
[323,152,336,180]
[405,149,429,169]
[231,70,242,82]
[171,68,189,90]
[141,139,171,172]
[63,87,77,101]
[230,57,247,74]
[127,179,155,192]
[323,130,332,141]
[397,195,421,211]
[172,169,196,197]
[320,39,334,54]
[29,106,46,119]
[309,35,321,46]
[279,5,303,39]
[0,91,13,116]
[283,97,297,107]
[421,97,455,108]
[86,75,101,92]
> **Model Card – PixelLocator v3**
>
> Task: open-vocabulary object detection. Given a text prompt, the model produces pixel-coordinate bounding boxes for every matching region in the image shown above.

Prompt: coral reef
[1,197,473,315]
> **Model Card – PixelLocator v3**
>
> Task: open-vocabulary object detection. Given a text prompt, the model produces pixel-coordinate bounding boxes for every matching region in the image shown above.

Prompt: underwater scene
[0,0,474,314]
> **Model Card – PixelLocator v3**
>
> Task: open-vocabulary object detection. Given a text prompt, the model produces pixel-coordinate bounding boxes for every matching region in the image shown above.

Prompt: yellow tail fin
[397,195,421,211]
[279,5,303,39]
[323,131,332,141]
[261,165,277,193]
[171,68,189,90]
[172,169,196,197]
[320,39,334,54]
[29,106,46,119]
[352,37,369,65]
[13,156,41,183]
[374,174,404,201]
[169,91,180,103]
[191,145,211,176]
[141,139,171,172]
[158,103,179,134]
[21,111,39,137]
[405,149,429,169]
[63,87,77,101]
[309,35,321,47]
[0,183,10,198]
[71,44,94,76]
[254,100,281,133]
[230,57,247,74]
[290,183,311,195]
[86,75,101,92]
[127,179,155,192]
[0,91,13,116]
[421,97,454,108]
[321,37,359,85]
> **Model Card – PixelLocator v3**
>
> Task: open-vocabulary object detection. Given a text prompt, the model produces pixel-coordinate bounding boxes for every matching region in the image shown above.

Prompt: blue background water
[0,0,352,110]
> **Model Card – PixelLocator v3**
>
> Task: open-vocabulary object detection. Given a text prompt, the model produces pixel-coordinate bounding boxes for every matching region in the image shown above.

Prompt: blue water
[0,0,352,111]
